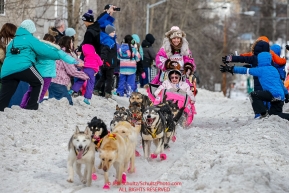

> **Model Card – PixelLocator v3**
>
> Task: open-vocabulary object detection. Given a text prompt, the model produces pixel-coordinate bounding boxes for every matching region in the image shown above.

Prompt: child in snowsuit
[69,44,103,104]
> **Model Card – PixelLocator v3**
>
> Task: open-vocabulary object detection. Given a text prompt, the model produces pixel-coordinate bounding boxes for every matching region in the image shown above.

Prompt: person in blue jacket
[0,19,79,111]
[270,44,286,81]
[220,52,289,120]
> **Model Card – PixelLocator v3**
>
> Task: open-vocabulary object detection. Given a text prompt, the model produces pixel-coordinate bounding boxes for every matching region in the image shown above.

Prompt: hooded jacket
[233,52,288,100]
[230,40,271,91]
[118,43,140,75]
[82,44,103,72]
[48,27,65,43]
[79,22,101,55]
[35,40,78,78]
[1,27,73,78]
[132,34,143,60]
[154,70,196,102]
[270,44,285,80]
[100,32,117,68]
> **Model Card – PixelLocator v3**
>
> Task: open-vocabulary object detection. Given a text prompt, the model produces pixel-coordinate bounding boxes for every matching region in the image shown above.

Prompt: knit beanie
[82,10,94,22]
[257,52,272,66]
[145,34,155,44]
[105,25,115,35]
[20,19,36,33]
[65,28,76,37]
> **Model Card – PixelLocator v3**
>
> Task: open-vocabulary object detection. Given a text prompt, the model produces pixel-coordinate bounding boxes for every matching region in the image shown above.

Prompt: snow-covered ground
[1,88,289,193]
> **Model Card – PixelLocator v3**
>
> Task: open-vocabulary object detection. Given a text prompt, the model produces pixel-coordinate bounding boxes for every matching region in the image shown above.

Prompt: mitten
[222,55,232,64]
[220,64,234,75]
[141,72,146,79]
[285,94,289,103]
[286,45,289,51]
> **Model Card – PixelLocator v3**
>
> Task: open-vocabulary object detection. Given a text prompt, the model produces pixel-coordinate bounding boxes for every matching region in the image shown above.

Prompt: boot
[93,90,100,96]
[83,98,90,105]
[105,92,112,99]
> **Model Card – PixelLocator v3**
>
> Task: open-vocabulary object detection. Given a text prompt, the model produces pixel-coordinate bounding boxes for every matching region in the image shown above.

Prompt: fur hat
[105,25,115,35]
[65,28,76,37]
[20,19,36,33]
[165,60,181,70]
[82,10,94,22]
[165,26,186,39]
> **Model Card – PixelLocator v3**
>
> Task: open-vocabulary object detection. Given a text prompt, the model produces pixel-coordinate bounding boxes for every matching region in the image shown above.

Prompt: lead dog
[141,106,167,160]
[98,132,135,189]
[67,126,95,186]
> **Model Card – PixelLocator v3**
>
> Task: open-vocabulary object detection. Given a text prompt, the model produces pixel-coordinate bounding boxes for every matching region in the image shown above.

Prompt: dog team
[66,91,187,189]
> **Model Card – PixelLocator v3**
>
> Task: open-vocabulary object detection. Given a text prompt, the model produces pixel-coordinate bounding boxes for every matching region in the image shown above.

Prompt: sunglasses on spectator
[170,76,180,80]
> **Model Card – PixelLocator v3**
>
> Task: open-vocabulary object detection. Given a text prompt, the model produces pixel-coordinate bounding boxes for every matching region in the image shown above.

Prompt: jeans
[48,82,73,105]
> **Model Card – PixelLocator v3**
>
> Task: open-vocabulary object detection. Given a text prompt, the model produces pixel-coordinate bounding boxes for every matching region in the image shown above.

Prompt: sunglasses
[170,76,180,80]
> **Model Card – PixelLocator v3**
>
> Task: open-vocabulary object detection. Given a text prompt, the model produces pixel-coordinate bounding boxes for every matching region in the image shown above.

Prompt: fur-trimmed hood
[40,39,60,49]
[48,27,58,37]
[162,37,190,57]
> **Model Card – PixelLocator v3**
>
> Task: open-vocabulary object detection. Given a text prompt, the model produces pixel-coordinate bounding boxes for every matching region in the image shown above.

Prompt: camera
[10,47,20,55]
[113,7,120,11]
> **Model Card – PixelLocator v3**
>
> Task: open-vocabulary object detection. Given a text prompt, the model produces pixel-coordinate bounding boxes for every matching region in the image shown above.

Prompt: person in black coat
[94,25,117,99]
[141,33,156,87]
[78,10,101,57]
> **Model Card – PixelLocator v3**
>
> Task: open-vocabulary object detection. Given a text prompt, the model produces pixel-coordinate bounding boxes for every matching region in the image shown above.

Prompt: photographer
[0,19,79,111]
[97,4,119,32]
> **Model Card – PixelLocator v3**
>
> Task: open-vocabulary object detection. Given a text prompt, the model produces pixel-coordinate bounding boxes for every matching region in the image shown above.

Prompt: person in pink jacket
[151,26,196,85]
[154,69,196,103]
[69,44,103,104]
[154,69,196,127]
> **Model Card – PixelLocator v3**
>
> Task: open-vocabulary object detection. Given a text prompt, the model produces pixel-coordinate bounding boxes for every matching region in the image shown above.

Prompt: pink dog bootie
[103,183,110,189]
[92,173,97,180]
[122,172,127,184]
[150,153,158,159]
[160,153,167,160]
[135,150,141,157]
[172,135,176,142]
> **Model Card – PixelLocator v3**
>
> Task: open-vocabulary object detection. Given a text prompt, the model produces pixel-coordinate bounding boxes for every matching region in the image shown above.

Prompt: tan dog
[67,126,96,186]
[98,132,135,188]
[112,121,141,172]
[129,92,151,110]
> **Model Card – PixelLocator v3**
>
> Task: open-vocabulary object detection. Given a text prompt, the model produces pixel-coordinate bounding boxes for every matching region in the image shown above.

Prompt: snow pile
[0,88,288,193]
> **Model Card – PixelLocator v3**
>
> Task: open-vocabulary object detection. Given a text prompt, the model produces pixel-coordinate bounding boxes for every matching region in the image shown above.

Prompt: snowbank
[0,89,288,193]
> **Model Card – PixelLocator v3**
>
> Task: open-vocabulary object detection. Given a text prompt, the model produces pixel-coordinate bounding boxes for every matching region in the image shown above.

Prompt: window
[0,0,4,15]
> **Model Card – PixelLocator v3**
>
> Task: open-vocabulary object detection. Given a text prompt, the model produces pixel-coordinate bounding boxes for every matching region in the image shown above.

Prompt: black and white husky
[141,106,167,160]
[67,126,96,186]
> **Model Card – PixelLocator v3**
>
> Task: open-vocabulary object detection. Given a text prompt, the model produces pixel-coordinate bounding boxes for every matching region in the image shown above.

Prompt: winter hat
[105,25,115,35]
[104,4,112,10]
[145,34,155,44]
[257,52,272,66]
[165,60,181,70]
[82,10,94,22]
[65,28,76,37]
[257,36,269,43]
[168,69,182,82]
[20,19,36,33]
[165,26,186,39]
